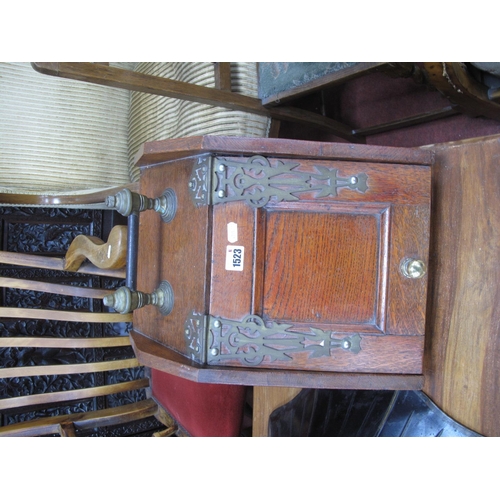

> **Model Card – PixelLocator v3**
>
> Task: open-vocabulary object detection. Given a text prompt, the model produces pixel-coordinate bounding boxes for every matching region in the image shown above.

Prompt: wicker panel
[128,62,270,182]
[0,62,132,194]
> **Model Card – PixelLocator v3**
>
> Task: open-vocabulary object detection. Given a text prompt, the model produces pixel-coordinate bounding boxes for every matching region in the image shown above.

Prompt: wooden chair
[0,226,177,437]
[258,62,500,141]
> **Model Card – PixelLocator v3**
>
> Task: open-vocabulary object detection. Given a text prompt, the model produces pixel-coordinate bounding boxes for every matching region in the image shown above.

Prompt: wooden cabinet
[126,136,432,389]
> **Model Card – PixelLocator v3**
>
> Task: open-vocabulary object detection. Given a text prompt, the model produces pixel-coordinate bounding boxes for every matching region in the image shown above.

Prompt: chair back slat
[0,250,125,278]
[0,307,131,323]
[0,378,149,411]
[0,277,109,299]
[0,400,158,437]
[0,336,131,348]
[1,358,140,379]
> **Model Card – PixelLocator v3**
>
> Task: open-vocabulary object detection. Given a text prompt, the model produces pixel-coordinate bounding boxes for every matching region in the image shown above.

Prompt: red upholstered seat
[150,369,246,437]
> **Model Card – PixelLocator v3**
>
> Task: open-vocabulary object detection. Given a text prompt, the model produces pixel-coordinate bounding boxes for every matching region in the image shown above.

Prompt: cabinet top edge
[134,136,434,168]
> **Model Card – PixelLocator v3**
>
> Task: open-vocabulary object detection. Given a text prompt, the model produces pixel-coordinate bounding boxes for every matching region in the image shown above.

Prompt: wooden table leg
[252,387,302,437]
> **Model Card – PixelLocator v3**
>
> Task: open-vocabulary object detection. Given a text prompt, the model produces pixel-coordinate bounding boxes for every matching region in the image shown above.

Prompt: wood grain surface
[134,157,211,354]
[132,137,431,385]
[252,387,302,436]
[134,135,433,169]
[263,210,379,324]
[423,134,500,436]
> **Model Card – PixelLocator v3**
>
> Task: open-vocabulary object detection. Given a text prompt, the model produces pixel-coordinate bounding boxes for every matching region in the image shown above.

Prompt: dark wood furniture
[259,62,500,141]
[110,136,432,390]
[253,133,500,437]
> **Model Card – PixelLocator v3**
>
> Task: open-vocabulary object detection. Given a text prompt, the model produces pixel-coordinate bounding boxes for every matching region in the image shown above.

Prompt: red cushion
[151,369,246,437]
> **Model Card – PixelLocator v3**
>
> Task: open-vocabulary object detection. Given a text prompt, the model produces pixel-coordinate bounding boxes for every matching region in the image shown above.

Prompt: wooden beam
[32,62,269,116]
[214,63,232,91]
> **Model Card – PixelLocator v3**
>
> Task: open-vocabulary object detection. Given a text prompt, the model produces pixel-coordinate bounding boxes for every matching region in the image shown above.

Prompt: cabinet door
[208,155,430,374]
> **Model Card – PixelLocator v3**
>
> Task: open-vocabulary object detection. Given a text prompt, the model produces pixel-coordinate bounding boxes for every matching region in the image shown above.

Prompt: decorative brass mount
[188,155,369,208]
[106,187,177,222]
[103,281,174,316]
[184,311,362,366]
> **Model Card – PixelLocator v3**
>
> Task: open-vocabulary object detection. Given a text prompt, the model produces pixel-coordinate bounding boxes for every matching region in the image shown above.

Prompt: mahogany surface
[132,136,431,388]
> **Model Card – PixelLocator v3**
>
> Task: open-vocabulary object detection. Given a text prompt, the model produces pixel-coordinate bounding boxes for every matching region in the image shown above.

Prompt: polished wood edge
[421,131,500,150]
[134,135,433,168]
[0,183,139,207]
[64,225,127,272]
[130,330,424,390]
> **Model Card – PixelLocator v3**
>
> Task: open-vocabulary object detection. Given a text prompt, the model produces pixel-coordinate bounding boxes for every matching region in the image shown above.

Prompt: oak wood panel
[423,134,500,436]
[208,333,424,374]
[130,138,431,386]
[263,210,379,324]
[134,136,433,169]
[210,202,254,320]
[134,157,211,354]
[251,159,431,206]
[386,204,430,336]
[131,330,424,390]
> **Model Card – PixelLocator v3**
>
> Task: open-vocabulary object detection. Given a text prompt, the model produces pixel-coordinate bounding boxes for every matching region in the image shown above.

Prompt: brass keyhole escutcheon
[400,258,427,279]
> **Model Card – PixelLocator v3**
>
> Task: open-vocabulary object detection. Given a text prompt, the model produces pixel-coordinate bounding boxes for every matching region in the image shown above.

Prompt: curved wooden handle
[64,225,127,271]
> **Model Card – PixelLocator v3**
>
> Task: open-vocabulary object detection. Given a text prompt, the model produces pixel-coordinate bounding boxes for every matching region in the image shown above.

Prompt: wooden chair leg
[252,387,302,437]
[267,119,282,138]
